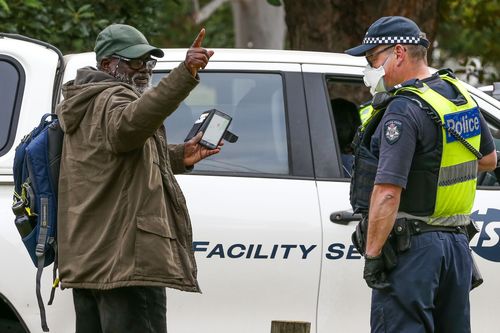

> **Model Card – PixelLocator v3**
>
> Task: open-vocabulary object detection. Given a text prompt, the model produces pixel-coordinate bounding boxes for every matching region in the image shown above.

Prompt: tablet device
[185,109,232,149]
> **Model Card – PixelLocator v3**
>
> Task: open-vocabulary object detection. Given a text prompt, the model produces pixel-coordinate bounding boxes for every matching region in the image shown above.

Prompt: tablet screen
[202,113,230,146]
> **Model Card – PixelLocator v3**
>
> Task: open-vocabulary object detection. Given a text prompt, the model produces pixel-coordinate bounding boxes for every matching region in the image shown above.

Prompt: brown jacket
[56,63,200,292]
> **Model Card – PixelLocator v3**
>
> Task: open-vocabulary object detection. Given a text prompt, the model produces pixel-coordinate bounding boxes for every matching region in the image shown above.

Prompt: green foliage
[0,0,9,13]
[267,0,282,6]
[0,0,496,83]
[198,1,234,48]
[153,0,234,49]
[438,0,499,70]
[0,0,233,54]
[0,0,110,53]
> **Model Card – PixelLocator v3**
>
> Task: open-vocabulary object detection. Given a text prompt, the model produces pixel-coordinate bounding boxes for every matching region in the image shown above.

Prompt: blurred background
[0,0,498,87]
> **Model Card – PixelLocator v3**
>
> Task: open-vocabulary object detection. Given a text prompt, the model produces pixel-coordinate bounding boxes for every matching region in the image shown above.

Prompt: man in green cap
[56,24,218,333]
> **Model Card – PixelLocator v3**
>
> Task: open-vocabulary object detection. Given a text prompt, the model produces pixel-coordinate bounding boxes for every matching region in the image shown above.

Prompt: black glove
[363,255,391,290]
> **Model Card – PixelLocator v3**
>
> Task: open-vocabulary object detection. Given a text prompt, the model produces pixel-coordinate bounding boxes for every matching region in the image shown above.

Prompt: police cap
[345,16,430,56]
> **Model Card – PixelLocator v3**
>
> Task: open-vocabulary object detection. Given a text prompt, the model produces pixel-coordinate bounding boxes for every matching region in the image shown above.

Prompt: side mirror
[492,82,500,101]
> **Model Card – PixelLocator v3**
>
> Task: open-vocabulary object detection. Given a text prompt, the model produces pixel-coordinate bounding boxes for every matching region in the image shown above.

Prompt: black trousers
[73,286,167,333]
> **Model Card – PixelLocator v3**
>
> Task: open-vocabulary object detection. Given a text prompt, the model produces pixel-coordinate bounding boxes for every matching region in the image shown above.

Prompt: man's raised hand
[185,28,214,77]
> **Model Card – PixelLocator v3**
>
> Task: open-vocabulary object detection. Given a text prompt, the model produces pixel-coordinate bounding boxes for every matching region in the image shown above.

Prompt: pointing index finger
[191,28,206,48]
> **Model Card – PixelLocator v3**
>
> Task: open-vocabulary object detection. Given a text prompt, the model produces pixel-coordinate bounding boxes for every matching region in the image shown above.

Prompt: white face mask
[362,53,392,96]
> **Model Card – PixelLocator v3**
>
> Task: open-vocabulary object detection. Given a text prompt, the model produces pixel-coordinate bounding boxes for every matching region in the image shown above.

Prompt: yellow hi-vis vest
[394,74,481,224]
[359,104,374,126]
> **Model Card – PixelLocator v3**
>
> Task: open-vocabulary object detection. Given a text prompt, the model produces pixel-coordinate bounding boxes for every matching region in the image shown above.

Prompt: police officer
[345,16,497,332]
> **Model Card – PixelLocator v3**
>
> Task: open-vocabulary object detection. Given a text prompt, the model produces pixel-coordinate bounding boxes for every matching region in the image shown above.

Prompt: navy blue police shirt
[371,74,495,188]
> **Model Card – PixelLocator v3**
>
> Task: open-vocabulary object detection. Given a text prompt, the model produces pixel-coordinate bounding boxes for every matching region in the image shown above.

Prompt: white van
[1,34,499,333]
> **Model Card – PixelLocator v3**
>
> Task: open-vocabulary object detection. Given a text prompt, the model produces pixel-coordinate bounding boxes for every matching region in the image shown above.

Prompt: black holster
[467,219,483,290]
[351,216,367,255]
[351,216,397,271]
[393,218,412,253]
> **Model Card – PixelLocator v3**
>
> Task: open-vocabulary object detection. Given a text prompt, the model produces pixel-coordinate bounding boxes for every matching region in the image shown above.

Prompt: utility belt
[393,219,468,253]
[403,219,467,235]
[352,217,483,290]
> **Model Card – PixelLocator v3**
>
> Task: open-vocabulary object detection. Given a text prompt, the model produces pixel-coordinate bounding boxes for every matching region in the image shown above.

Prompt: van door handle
[330,210,362,225]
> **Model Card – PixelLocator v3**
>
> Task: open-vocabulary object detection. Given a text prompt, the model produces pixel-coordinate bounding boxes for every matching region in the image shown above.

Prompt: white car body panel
[169,176,321,333]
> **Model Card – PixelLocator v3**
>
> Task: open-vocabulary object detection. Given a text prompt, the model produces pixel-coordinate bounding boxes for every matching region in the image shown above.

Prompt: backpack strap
[36,254,49,332]
[48,243,58,305]
[35,196,50,332]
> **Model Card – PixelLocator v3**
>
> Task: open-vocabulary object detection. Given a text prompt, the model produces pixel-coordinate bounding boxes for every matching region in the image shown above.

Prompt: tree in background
[230,0,285,49]
[0,0,108,53]
[0,0,284,53]
[0,0,234,53]
[193,0,286,49]
[281,0,497,82]
[283,0,440,59]
[0,0,497,83]
[437,0,499,83]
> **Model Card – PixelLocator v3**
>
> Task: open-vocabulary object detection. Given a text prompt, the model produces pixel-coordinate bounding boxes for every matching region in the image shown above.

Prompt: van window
[326,77,371,178]
[0,57,24,156]
[152,72,289,175]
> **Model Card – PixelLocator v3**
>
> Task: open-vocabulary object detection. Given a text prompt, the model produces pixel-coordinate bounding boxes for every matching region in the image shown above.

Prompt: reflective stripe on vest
[395,74,480,222]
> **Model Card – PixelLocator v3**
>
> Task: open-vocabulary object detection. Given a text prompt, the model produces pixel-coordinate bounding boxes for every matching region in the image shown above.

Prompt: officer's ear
[393,44,406,64]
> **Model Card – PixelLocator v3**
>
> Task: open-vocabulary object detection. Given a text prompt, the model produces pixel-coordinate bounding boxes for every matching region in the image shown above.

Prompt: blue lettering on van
[193,241,361,260]
[443,107,480,143]
[470,209,500,262]
[193,242,318,260]
[325,243,362,260]
[325,243,344,259]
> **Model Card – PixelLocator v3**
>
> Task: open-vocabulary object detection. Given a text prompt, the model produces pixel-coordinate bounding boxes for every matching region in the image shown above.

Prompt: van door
[302,63,371,332]
[153,61,323,333]
[464,91,500,330]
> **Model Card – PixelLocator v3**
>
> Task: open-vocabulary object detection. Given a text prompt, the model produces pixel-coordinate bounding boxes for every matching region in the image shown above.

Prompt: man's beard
[114,71,152,95]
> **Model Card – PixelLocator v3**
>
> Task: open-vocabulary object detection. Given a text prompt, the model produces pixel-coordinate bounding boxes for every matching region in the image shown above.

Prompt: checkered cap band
[363,36,420,44]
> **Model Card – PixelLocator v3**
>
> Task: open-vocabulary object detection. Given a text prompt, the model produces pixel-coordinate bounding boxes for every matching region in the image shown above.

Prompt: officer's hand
[184,28,214,77]
[363,255,391,290]
[183,131,223,167]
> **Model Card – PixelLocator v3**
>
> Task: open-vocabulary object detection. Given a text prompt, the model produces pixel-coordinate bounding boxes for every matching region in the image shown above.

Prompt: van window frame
[304,73,367,180]
[152,69,314,179]
[0,55,25,157]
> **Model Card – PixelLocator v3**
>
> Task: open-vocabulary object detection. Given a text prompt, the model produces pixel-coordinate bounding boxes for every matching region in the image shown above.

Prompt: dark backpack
[12,113,63,332]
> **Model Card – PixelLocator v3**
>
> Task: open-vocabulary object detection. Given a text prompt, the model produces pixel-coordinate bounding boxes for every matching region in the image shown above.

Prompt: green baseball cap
[94,24,164,61]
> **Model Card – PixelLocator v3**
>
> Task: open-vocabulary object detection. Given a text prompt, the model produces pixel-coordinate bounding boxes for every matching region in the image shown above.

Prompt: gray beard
[114,72,152,95]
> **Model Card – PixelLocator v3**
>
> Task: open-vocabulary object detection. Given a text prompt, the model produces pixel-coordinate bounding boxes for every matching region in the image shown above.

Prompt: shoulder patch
[384,119,403,144]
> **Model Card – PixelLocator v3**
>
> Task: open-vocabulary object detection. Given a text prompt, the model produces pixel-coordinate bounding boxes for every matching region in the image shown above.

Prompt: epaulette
[390,78,424,92]
[371,92,394,110]
[372,90,426,111]
[436,68,456,78]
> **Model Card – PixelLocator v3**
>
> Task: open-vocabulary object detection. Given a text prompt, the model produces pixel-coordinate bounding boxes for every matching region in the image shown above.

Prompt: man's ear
[99,58,113,73]
[394,44,406,65]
